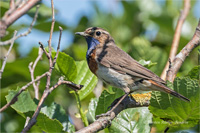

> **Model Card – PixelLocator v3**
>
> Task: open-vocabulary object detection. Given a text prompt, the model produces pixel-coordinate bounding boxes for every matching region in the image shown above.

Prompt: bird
[75,27,190,115]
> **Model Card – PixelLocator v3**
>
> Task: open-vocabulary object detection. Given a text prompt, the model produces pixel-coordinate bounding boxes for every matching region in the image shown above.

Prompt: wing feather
[95,42,166,85]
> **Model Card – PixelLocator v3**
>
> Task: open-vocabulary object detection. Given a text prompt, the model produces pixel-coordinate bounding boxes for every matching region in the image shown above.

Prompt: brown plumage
[76,27,190,105]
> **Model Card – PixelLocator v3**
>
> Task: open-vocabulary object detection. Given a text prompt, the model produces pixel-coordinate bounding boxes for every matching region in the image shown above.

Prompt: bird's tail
[168,89,190,102]
[149,80,190,102]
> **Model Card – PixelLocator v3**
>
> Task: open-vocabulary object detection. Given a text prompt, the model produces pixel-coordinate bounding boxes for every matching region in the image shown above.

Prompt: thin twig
[166,19,200,82]
[24,117,31,128]
[22,4,61,129]
[52,26,63,67]
[29,48,44,99]
[0,5,40,46]
[9,0,15,10]
[76,96,150,133]
[0,31,17,79]
[45,0,55,91]
[26,48,43,128]
[161,0,191,80]
[0,0,40,37]
[22,79,83,132]
[38,42,50,59]
[48,0,55,61]
[0,72,49,113]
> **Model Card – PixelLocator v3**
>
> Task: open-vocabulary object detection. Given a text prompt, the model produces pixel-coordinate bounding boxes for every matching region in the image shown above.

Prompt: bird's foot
[96,111,112,119]
[96,93,129,119]
[107,96,124,110]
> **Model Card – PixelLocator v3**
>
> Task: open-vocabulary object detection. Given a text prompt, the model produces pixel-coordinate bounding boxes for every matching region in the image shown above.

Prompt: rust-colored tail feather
[149,80,190,102]
[169,90,190,102]
[161,85,190,102]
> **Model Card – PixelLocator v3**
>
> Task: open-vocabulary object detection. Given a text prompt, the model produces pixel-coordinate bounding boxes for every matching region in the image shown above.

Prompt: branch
[0,5,40,46]
[0,72,49,113]
[38,42,50,59]
[28,47,44,99]
[52,26,63,66]
[161,0,191,80]
[48,0,55,57]
[76,96,150,133]
[0,0,41,37]
[166,19,200,82]
[45,0,55,91]
[22,79,83,132]
[0,31,17,79]
[22,2,62,129]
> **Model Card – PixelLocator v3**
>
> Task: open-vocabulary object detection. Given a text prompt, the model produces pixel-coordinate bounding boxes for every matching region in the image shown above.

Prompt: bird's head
[75,27,113,49]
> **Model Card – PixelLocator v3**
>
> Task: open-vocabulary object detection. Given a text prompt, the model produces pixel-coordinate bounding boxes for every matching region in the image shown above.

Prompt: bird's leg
[96,87,130,118]
[107,95,124,110]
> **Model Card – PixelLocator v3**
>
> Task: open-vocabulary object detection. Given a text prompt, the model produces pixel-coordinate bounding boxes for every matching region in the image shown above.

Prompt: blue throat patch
[85,36,100,60]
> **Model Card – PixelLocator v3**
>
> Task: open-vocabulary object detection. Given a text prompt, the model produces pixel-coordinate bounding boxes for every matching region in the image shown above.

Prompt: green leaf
[6,87,37,113]
[35,113,64,133]
[74,61,98,100]
[138,59,157,69]
[53,52,77,81]
[40,102,73,132]
[187,65,199,80]
[6,88,74,132]
[151,117,169,132]
[0,1,9,17]
[149,77,200,131]
[95,88,124,116]
[87,98,98,122]
[109,107,152,133]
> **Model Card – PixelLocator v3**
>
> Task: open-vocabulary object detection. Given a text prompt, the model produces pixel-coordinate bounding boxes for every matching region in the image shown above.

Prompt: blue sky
[16,0,124,56]
[13,0,200,56]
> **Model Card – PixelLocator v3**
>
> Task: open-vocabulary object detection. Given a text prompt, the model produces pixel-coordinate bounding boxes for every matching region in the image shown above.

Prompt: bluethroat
[75,27,190,115]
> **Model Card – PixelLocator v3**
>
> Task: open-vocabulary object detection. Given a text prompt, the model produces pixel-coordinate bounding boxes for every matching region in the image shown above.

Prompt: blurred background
[1,0,199,132]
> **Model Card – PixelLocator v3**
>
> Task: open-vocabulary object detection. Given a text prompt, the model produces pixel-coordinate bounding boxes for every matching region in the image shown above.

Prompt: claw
[96,111,112,119]
[96,94,129,119]
[107,95,124,110]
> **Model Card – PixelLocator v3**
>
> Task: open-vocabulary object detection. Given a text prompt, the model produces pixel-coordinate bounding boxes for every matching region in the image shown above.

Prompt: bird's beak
[75,32,88,37]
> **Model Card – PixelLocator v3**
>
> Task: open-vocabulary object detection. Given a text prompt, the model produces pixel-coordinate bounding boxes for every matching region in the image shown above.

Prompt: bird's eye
[96,31,101,36]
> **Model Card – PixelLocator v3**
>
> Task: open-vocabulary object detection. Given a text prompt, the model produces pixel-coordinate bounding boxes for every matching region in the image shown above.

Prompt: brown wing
[95,41,166,85]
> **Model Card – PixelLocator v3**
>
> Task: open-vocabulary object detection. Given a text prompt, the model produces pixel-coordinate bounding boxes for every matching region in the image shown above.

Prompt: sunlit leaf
[6,87,37,113]
[87,98,98,122]
[74,61,98,100]
[109,107,152,133]
[53,52,77,81]
[151,117,169,132]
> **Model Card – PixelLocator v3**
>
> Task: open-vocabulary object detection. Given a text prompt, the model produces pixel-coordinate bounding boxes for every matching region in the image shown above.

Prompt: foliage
[53,51,77,81]
[149,77,200,132]
[6,88,74,132]
[187,65,199,79]
[109,107,152,133]
[74,61,98,100]
[0,0,199,132]
[95,88,124,116]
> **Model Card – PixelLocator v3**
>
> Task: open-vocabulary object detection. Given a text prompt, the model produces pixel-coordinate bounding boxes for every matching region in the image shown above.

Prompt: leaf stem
[74,92,89,127]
